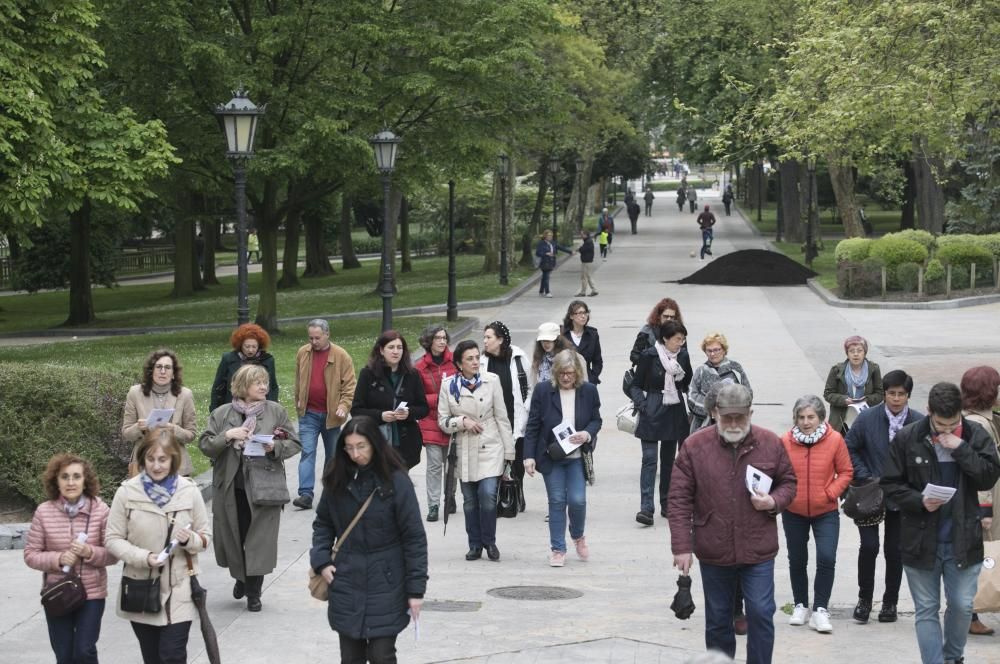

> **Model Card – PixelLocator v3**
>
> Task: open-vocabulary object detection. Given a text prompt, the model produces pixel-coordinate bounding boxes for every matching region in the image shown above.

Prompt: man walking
[293,319,356,509]
[575,230,598,297]
[643,187,655,216]
[597,207,614,253]
[722,184,734,216]
[881,382,1000,664]
[669,384,797,664]
[627,199,641,235]
[687,185,698,213]
[696,205,716,259]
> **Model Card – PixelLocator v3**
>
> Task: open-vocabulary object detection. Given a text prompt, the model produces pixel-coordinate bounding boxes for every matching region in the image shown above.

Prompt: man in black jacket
[881,382,1000,664]
[574,231,598,297]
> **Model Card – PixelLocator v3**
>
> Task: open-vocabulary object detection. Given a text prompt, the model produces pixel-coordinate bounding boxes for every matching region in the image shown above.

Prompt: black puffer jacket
[310,467,428,640]
[210,350,279,411]
[628,346,692,442]
[351,367,430,468]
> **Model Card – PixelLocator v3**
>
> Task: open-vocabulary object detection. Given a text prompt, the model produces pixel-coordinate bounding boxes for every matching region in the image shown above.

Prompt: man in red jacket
[668,384,797,664]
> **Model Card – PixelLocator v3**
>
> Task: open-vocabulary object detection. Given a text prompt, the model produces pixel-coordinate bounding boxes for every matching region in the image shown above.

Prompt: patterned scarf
[844,360,870,399]
[655,341,683,406]
[450,373,481,403]
[61,496,88,519]
[792,422,828,446]
[140,470,178,508]
[231,397,266,435]
[538,352,555,384]
[887,405,909,442]
[238,350,262,362]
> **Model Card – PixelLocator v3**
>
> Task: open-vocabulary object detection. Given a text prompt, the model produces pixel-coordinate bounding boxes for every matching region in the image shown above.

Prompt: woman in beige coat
[106,429,210,664]
[122,349,197,477]
[438,340,514,562]
[199,364,301,612]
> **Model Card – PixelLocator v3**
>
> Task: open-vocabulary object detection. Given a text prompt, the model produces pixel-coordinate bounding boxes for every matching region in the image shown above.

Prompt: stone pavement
[2,177,1000,663]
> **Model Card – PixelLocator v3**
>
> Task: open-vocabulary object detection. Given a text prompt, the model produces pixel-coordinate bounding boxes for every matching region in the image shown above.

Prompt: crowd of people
[21,290,1000,664]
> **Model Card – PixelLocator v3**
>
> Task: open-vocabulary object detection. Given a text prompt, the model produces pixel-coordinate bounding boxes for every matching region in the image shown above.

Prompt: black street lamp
[575,157,584,230]
[805,155,819,267]
[775,163,784,243]
[447,180,458,321]
[370,128,402,332]
[498,154,509,286]
[548,157,560,245]
[757,157,764,225]
[215,87,264,326]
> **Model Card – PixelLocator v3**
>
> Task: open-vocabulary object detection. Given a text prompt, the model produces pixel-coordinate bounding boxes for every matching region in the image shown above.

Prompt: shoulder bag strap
[513,356,528,403]
[330,489,378,561]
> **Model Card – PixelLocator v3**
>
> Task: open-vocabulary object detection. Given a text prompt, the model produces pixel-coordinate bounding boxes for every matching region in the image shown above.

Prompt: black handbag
[842,478,885,526]
[40,510,91,617]
[496,463,518,519]
[547,440,568,461]
[120,513,175,614]
[245,455,291,506]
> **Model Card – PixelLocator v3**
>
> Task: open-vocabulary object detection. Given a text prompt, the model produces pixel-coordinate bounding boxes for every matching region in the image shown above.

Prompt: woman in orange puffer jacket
[780,395,854,634]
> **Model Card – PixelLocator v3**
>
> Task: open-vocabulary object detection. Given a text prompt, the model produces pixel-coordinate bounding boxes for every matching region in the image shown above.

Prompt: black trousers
[339,634,397,664]
[857,509,903,603]
[131,621,191,664]
[235,487,264,596]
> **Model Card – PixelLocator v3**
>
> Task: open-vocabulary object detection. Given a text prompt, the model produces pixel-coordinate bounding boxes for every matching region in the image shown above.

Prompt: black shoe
[292,494,313,510]
[233,580,245,600]
[247,596,262,612]
[878,602,898,623]
[660,507,669,519]
[465,547,483,561]
[853,599,872,623]
[426,505,439,522]
[486,544,500,561]
[636,511,654,526]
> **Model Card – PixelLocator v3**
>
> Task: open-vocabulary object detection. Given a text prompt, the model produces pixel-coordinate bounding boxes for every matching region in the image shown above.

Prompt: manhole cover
[422,600,481,612]
[487,585,583,601]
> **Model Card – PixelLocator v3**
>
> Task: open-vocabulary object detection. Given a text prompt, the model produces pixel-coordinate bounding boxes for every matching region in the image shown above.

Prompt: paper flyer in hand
[922,483,957,502]
[146,408,175,429]
[243,434,273,457]
[552,423,582,455]
[745,465,773,496]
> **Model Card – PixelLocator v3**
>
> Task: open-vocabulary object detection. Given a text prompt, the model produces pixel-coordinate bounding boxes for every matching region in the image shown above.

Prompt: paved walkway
[3,177,1000,663]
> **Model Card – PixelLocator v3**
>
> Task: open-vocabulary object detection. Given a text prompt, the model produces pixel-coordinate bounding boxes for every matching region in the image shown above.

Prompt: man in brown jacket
[668,384,797,664]
[292,319,356,509]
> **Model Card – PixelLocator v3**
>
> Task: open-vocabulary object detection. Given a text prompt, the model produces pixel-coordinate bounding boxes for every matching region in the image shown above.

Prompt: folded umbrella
[442,436,458,535]
[184,552,221,664]
[670,573,696,620]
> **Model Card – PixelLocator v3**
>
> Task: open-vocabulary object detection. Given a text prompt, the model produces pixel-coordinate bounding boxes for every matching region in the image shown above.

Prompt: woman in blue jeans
[534,229,573,297]
[524,350,602,566]
[438,340,515,562]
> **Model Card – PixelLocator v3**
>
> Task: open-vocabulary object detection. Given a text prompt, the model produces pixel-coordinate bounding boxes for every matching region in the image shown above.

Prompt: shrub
[869,236,929,270]
[972,233,1000,259]
[925,258,945,294]
[950,265,971,290]
[834,238,873,263]
[0,363,132,506]
[896,262,921,293]
[936,242,993,271]
[884,229,936,251]
[837,259,881,298]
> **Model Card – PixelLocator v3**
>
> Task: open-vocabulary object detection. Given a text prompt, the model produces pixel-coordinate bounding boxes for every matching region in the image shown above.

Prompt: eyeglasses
[705,348,724,355]
[572,310,588,316]
[433,334,449,341]
[558,371,577,377]
[153,364,173,372]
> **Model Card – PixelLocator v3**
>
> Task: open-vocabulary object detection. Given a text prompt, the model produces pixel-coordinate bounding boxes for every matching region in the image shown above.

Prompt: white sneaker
[789,603,810,626]
[809,607,833,633]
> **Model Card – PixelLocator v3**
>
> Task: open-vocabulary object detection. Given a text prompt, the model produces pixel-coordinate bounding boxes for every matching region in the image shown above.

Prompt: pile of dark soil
[677,249,817,286]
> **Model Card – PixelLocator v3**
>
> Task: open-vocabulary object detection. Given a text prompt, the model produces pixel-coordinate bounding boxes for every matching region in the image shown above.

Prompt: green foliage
[883,229,936,251]
[896,262,921,293]
[937,233,1000,260]
[935,243,993,271]
[868,237,928,272]
[0,363,132,506]
[836,259,880,298]
[924,258,945,294]
[945,121,1000,234]
[834,238,873,263]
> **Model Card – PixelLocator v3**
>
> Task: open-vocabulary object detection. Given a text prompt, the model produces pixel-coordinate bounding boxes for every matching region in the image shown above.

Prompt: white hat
[536,322,561,342]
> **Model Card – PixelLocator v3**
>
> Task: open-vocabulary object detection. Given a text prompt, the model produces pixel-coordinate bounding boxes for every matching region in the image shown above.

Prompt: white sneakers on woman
[789,603,810,625]
[809,607,833,633]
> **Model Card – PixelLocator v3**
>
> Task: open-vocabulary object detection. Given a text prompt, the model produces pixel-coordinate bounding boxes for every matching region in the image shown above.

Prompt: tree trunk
[400,196,412,273]
[900,159,916,230]
[483,159,510,274]
[214,220,225,250]
[201,218,219,285]
[254,182,281,332]
[278,206,302,288]
[65,198,95,326]
[779,159,803,242]
[521,163,547,266]
[339,194,361,269]
[826,153,865,238]
[303,207,334,277]
[912,136,945,233]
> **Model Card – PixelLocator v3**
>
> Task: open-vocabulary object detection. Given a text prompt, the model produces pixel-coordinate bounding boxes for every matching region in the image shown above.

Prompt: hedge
[883,229,936,250]
[0,363,132,506]
[869,236,928,269]
[834,238,873,263]
[937,233,1000,260]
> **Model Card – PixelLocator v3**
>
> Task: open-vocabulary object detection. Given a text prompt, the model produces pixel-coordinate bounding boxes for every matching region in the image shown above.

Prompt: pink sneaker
[573,537,590,561]
[549,550,566,567]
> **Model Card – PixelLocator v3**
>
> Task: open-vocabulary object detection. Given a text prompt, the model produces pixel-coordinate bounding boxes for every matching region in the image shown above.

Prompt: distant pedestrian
[210,323,279,411]
[687,186,698,213]
[722,184,734,216]
[414,325,457,523]
[597,207,615,252]
[676,186,686,212]
[669,384,797,664]
[629,298,685,365]
[575,231,598,296]
[627,199,641,234]
[597,229,609,261]
[247,229,259,263]
[697,205,716,259]
[534,229,573,298]
[644,188,655,216]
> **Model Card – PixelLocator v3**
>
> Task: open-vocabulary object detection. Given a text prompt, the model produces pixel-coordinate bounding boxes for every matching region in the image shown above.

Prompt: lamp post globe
[369,128,402,332]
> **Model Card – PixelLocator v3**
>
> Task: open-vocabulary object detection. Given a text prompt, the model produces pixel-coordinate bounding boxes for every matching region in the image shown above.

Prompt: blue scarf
[886,404,909,442]
[140,470,178,509]
[844,360,869,399]
[450,373,481,403]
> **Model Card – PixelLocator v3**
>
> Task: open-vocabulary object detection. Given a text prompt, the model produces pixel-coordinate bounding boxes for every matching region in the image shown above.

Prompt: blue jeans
[539,269,552,294]
[904,542,981,664]
[542,458,587,552]
[461,476,500,548]
[700,559,776,664]
[45,598,105,664]
[640,440,677,514]
[297,410,340,498]
[700,228,714,258]
[781,509,840,609]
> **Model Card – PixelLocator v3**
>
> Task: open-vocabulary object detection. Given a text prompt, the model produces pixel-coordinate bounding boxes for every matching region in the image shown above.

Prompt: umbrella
[442,436,458,535]
[670,573,696,620]
[189,574,222,664]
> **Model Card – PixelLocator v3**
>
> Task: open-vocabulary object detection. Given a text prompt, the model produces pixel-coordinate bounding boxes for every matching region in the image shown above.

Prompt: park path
[2,174,1000,662]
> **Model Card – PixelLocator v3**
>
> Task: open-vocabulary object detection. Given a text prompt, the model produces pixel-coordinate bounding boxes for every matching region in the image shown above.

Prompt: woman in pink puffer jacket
[24,453,117,664]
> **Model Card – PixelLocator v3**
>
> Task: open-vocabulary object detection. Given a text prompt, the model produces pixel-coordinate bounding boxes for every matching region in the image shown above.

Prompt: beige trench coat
[437,373,514,482]
[199,401,301,579]
[967,408,1000,541]
[105,476,211,626]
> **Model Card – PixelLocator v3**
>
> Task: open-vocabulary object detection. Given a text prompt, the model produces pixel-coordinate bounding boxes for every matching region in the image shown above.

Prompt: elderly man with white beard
[668,384,797,664]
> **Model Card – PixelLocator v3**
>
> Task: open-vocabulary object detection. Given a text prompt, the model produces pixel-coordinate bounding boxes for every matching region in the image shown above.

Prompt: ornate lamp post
[575,157,585,230]
[369,128,402,332]
[805,155,819,267]
[498,154,509,286]
[548,157,560,245]
[447,180,458,321]
[215,87,264,326]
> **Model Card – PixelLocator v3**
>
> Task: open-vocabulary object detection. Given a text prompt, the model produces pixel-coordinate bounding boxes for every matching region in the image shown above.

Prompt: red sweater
[414,348,454,446]
[781,425,854,517]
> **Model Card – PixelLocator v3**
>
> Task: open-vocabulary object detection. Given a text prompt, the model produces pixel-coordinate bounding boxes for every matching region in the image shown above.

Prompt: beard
[717,422,750,444]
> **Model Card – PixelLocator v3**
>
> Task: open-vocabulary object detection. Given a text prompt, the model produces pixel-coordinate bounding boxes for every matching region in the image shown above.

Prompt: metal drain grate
[487,585,583,601]
[421,600,481,612]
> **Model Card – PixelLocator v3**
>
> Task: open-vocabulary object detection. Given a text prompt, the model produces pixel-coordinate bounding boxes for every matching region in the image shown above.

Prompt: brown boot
[969,618,994,635]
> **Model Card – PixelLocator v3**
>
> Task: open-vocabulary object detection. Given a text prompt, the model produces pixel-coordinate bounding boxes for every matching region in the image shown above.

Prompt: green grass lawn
[649,179,716,192]
[0,316,464,474]
[0,255,533,334]
[772,241,838,289]
[738,202,902,237]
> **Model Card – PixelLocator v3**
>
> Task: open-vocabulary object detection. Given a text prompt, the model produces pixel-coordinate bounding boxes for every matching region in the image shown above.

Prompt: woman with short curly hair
[210,323,279,411]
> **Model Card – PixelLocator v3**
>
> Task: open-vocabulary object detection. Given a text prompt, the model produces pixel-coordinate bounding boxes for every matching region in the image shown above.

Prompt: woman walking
[199,364,301,612]
[780,395,854,634]
[310,417,427,663]
[629,298,684,365]
[824,335,884,434]
[210,323,279,411]
[562,300,603,385]
[351,330,430,470]
[483,321,531,511]
[524,350,602,566]
[106,429,211,664]
[122,349,197,477]
[535,229,573,297]
[688,332,751,432]
[414,325,455,522]
[529,322,575,387]
[25,454,117,664]
[628,319,692,525]
[438,340,515,561]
